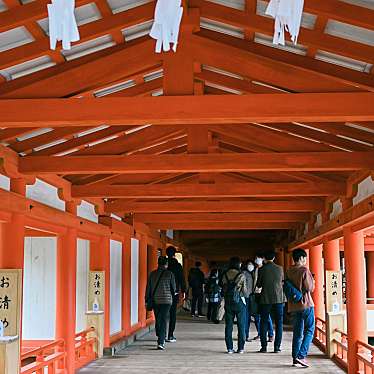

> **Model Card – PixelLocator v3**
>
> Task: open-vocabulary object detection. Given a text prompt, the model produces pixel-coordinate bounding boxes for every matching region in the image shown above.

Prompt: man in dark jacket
[166,246,186,342]
[188,261,205,317]
[145,256,176,350]
[256,250,286,353]
[287,248,315,368]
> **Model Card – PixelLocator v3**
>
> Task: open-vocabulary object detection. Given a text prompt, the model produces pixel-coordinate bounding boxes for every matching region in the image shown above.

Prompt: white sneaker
[157,344,165,350]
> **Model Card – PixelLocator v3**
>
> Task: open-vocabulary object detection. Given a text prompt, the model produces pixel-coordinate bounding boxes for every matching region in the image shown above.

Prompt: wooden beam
[0,3,155,70]
[135,212,309,223]
[105,199,324,213]
[148,222,296,230]
[194,0,374,65]
[19,152,374,174]
[1,93,374,127]
[195,30,374,92]
[71,182,345,198]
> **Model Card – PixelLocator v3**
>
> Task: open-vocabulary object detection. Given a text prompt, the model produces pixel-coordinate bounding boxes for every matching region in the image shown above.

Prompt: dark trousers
[225,300,246,351]
[260,303,284,350]
[191,288,203,315]
[168,294,179,338]
[292,307,315,359]
[153,303,171,345]
[254,313,274,337]
[207,301,220,322]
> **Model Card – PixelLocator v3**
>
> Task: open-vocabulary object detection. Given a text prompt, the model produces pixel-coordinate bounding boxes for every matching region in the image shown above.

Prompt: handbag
[146,270,166,311]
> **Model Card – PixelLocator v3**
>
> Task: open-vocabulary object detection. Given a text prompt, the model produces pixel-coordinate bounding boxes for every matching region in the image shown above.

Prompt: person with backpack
[286,248,315,368]
[145,256,176,350]
[222,257,248,354]
[206,268,222,324]
[166,246,186,342]
[188,261,206,317]
[256,250,286,353]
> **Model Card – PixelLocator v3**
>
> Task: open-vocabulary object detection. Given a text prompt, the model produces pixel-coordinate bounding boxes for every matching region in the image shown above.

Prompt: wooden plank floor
[78,313,344,374]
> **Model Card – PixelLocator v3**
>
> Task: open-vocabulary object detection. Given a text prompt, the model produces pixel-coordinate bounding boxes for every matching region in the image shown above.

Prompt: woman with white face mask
[242,260,255,341]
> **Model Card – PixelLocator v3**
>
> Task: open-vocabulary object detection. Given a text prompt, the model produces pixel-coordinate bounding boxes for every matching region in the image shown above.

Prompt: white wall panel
[77,200,99,223]
[130,238,139,326]
[110,240,122,335]
[26,178,65,211]
[23,237,57,340]
[76,239,90,333]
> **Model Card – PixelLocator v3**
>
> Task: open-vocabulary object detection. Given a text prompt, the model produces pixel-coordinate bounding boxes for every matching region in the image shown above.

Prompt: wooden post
[309,244,324,320]
[86,311,104,358]
[344,227,367,374]
[0,337,19,374]
[91,237,110,347]
[324,239,340,272]
[367,251,374,304]
[56,228,77,374]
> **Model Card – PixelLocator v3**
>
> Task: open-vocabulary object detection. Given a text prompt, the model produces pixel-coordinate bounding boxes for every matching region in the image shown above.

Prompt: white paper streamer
[150,0,183,53]
[47,0,80,50]
[266,0,304,46]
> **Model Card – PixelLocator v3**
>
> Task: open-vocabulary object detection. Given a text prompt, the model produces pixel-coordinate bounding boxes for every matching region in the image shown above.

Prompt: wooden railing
[21,339,66,374]
[332,328,348,370]
[75,326,97,370]
[357,340,374,374]
[314,317,327,353]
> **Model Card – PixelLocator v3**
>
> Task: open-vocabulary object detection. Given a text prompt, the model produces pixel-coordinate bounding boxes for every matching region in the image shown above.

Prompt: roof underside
[0,0,374,258]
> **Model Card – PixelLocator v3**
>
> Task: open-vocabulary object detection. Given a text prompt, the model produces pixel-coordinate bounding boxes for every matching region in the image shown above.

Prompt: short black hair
[158,256,168,266]
[264,251,276,261]
[255,253,265,259]
[292,248,308,263]
[195,261,202,267]
[166,246,176,257]
[228,256,241,270]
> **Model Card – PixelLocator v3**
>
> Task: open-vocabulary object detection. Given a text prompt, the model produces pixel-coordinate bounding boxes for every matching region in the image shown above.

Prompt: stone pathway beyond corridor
[78,314,344,374]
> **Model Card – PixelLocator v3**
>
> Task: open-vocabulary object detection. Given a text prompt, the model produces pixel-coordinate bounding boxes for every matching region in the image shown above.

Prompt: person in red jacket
[286,248,315,368]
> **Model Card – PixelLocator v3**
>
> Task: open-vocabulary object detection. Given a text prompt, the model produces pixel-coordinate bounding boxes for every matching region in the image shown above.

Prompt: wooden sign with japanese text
[88,271,105,312]
[326,271,343,314]
[0,270,22,337]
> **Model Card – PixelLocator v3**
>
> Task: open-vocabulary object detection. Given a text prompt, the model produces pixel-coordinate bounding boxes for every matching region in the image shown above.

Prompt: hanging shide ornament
[265,0,304,46]
[47,0,80,50]
[150,0,183,53]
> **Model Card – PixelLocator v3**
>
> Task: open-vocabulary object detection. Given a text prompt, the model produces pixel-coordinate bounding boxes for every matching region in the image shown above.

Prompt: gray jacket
[145,268,176,305]
[242,270,254,298]
[256,262,286,305]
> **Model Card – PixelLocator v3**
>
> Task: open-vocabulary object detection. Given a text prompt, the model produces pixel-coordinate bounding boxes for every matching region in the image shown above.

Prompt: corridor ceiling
[0,0,374,254]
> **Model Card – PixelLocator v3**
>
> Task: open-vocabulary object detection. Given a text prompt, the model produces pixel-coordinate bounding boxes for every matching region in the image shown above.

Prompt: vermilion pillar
[56,228,77,374]
[367,252,374,305]
[344,227,367,374]
[91,237,111,347]
[323,239,340,272]
[138,235,148,328]
[309,244,324,319]
[122,235,131,336]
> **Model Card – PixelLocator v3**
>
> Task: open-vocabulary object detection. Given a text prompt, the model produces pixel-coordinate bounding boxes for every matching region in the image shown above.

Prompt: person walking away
[252,254,274,342]
[206,268,222,324]
[166,246,186,342]
[242,261,255,341]
[256,250,286,353]
[222,257,248,354]
[145,256,176,350]
[188,261,205,317]
[286,248,315,368]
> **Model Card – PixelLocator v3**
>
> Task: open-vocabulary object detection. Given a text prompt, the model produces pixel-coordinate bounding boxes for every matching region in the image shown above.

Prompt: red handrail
[314,317,327,353]
[332,328,348,370]
[357,340,374,373]
[21,339,66,374]
[75,326,97,370]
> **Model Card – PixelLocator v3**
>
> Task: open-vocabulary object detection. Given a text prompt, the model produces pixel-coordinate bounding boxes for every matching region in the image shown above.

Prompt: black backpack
[224,272,241,305]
